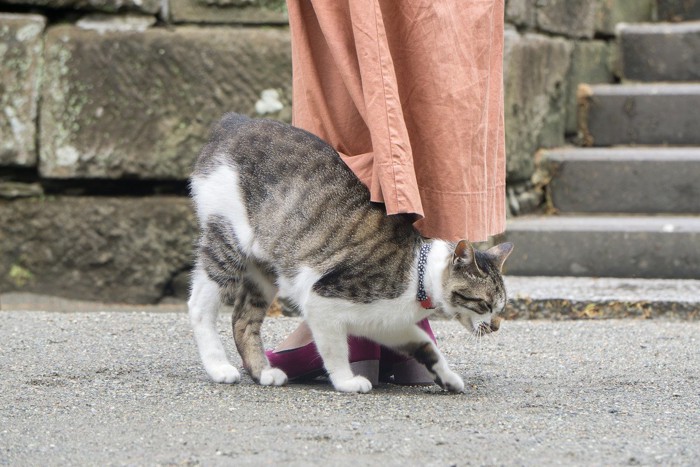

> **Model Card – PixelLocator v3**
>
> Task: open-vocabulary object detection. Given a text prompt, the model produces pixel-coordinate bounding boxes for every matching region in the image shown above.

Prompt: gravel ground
[1,312,698,466]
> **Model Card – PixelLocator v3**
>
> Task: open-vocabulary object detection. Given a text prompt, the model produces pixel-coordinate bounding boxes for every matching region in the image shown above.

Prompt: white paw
[259,368,288,386]
[207,364,241,384]
[440,370,465,393]
[333,375,373,393]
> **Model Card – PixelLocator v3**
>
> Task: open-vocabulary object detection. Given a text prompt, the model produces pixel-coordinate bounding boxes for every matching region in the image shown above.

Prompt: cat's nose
[490,316,502,332]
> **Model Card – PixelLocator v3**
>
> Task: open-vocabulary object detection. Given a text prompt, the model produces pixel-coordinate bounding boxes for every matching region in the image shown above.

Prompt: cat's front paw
[207,364,241,384]
[259,368,288,386]
[438,370,464,393]
[333,375,373,393]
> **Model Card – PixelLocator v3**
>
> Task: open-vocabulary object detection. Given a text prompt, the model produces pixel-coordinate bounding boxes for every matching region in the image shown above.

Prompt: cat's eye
[453,292,481,303]
[452,292,491,314]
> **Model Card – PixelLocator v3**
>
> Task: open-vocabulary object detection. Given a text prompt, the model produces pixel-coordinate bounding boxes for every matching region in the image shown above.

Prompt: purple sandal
[266,319,437,386]
[266,336,381,384]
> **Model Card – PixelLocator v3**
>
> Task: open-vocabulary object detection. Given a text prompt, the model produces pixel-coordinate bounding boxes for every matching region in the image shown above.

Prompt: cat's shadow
[232,372,493,397]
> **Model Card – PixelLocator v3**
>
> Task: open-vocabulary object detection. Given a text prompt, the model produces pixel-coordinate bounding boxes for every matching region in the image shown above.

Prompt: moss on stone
[8,264,34,287]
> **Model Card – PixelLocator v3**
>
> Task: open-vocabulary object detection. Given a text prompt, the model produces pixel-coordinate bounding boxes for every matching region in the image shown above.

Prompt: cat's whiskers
[485,326,502,349]
[466,326,482,350]
[478,325,489,349]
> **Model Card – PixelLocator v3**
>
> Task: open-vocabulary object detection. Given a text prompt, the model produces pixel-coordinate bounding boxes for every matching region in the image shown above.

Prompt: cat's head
[442,241,513,336]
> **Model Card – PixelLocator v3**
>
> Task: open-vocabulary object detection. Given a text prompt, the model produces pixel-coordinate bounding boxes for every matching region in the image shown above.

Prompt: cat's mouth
[475,315,502,336]
[456,312,502,336]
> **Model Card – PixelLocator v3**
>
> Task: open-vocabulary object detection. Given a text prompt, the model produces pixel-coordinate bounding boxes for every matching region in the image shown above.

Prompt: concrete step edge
[617,21,700,82]
[578,84,700,146]
[584,83,700,95]
[507,215,700,232]
[503,215,700,279]
[504,276,700,320]
[616,20,700,34]
[538,150,700,214]
[542,146,700,161]
[3,278,699,321]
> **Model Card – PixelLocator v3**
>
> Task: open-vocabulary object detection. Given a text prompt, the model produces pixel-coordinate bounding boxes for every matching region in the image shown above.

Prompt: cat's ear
[453,240,483,275]
[485,242,514,272]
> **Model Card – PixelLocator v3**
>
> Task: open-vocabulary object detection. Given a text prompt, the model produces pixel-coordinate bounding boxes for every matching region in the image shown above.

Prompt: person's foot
[378,319,436,386]
[266,341,325,381]
[266,335,380,384]
[266,320,438,386]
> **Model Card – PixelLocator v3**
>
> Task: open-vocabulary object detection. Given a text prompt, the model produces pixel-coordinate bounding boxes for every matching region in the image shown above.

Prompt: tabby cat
[188,113,513,393]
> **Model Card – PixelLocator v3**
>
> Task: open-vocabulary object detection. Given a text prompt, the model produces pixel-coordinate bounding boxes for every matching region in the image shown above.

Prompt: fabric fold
[287,0,506,242]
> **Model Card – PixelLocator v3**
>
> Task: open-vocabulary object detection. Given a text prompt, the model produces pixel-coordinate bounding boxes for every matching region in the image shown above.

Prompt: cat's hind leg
[227,265,287,386]
[188,266,241,384]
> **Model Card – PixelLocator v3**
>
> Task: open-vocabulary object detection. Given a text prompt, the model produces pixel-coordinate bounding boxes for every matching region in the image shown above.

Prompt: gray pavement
[1,311,699,466]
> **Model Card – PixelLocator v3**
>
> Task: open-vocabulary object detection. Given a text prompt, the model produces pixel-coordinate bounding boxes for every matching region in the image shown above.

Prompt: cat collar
[416,242,435,309]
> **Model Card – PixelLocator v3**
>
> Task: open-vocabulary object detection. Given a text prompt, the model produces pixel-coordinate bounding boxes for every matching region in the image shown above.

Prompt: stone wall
[0,0,654,303]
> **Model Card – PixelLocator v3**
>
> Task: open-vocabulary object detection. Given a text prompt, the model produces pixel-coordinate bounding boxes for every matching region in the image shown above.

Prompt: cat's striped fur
[188,113,513,393]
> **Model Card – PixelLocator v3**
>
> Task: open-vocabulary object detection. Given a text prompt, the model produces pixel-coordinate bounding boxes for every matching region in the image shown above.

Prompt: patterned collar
[416,242,435,309]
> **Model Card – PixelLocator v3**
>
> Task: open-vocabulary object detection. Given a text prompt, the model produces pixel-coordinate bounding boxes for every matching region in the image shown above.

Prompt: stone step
[501,215,700,279]
[541,147,700,213]
[39,25,291,180]
[618,21,700,82]
[578,83,700,146]
[0,196,196,303]
[656,0,700,21]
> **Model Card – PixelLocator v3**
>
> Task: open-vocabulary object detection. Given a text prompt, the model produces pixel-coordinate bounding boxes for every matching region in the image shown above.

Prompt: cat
[188,113,513,393]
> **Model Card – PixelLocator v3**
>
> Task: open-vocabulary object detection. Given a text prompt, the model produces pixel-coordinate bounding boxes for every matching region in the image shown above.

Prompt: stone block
[168,0,288,24]
[0,14,45,167]
[535,0,596,39]
[656,0,700,21]
[40,25,292,179]
[75,13,158,32]
[503,30,573,182]
[505,0,537,27]
[0,196,196,303]
[595,0,654,36]
[565,40,614,134]
[0,181,43,199]
[0,0,160,14]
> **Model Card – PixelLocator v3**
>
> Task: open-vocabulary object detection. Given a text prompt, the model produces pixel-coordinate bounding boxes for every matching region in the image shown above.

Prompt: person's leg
[272,320,314,351]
